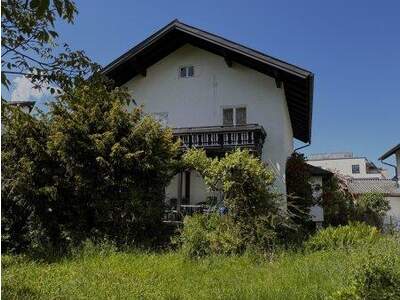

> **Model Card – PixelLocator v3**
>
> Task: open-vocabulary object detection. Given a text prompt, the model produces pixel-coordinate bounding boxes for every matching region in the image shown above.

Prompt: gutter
[294,142,311,152]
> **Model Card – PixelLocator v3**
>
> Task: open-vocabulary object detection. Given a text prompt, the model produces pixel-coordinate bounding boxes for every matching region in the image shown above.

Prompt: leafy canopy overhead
[2,0,98,94]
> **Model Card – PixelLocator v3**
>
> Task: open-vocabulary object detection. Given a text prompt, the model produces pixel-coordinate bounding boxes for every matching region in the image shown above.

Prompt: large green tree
[2,75,180,253]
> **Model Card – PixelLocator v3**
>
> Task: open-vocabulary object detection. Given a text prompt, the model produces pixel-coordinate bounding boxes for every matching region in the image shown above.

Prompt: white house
[103,20,314,211]
[308,152,387,179]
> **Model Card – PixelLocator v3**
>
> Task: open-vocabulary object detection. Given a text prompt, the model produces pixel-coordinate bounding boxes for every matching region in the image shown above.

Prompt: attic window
[179,66,194,78]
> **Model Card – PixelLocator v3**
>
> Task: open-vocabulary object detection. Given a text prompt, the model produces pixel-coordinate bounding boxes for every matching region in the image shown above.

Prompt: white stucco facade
[309,176,324,223]
[384,195,400,229]
[123,44,294,203]
[308,157,386,179]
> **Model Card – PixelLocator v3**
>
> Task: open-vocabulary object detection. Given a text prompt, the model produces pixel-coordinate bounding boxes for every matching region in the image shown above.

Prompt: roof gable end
[102,20,314,143]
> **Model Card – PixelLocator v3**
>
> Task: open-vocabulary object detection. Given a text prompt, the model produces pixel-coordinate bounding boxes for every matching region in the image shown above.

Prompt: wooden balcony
[172,124,266,155]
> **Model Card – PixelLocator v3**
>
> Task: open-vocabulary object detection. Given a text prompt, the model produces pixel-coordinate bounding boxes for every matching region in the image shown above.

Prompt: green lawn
[2,237,399,300]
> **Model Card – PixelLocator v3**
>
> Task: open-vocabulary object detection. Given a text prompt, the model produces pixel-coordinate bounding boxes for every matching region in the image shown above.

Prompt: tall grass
[2,236,399,300]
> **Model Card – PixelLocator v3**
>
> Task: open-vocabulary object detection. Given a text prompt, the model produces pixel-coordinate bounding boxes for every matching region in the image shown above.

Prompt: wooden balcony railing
[172,124,266,154]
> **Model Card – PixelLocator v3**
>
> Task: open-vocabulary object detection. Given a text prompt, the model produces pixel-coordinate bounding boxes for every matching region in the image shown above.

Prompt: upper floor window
[222,106,247,126]
[179,66,194,78]
[352,164,360,174]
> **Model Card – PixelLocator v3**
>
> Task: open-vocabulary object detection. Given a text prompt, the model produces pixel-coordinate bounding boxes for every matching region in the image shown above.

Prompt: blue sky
[9,0,400,172]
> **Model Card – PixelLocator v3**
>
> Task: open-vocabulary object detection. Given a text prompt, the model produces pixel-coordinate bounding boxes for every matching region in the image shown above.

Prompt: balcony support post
[177,171,183,214]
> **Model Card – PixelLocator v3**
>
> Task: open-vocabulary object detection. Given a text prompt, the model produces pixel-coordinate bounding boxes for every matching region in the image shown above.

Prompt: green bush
[332,253,400,300]
[354,193,390,228]
[305,222,380,252]
[322,176,355,226]
[181,149,288,255]
[178,213,244,258]
[178,212,281,258]
[2,75,179,254]
[286,153,314,230]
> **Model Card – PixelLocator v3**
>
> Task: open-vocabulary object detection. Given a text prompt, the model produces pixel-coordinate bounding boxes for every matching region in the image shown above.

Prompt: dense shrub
[178,213,279,258]
[305,222,380,252]
[179,149,289,256]
[178,214,244,258]
[2,75,179,254]
[322,176,355,226]
[332,253,400,300]
[353,193,390,228]
[286,153,314,230]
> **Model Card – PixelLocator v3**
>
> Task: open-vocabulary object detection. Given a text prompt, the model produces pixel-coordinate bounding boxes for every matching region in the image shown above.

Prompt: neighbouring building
[308,164,333,228]
[347,178,400,228]
[307,152,387,179]
[378,144,400,228]
[103,20,314,212]
[379,143,400,182]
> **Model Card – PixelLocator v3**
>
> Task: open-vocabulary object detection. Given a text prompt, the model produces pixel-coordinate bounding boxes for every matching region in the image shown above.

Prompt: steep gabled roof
[103,19,314,142]
[379,144,400,161]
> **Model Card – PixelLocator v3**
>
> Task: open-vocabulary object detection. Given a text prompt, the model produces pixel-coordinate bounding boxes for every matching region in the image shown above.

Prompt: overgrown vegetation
[179,149,290,256]
[3,230,400,300]
[353,192,390,228]
[2,75,180,254]
[332,251,400,300]
[304,222,380,252]
[286,152,315,228]
[321,175,355,226]
[285,152,315,238]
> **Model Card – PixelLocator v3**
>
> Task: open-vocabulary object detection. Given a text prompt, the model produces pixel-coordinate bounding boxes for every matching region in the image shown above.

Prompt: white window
[222,107,247,126]
[179,66,194,78]
[151,112,168,126]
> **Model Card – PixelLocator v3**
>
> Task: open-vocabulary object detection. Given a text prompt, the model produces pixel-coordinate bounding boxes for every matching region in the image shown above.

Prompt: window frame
[221,105,247,126]
[352,164,360,174]
[179,65,195,78]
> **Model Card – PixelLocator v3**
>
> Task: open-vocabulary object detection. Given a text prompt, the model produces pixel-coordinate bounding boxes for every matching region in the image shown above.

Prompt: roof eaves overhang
[102,20,314,143]
[379,144,400,161]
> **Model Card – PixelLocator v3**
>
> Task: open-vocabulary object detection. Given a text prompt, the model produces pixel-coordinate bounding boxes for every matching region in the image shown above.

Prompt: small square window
[179,66,194,78]
[223,108,234,126]
[352,164,360,174]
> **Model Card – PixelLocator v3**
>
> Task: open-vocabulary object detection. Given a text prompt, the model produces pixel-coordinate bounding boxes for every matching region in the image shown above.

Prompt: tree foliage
[285,152,314,228]
[354,193,390,228]
[321,175,355,227]
[181,149,290,254]
[2,0,97,93]
[2,75,180,253]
